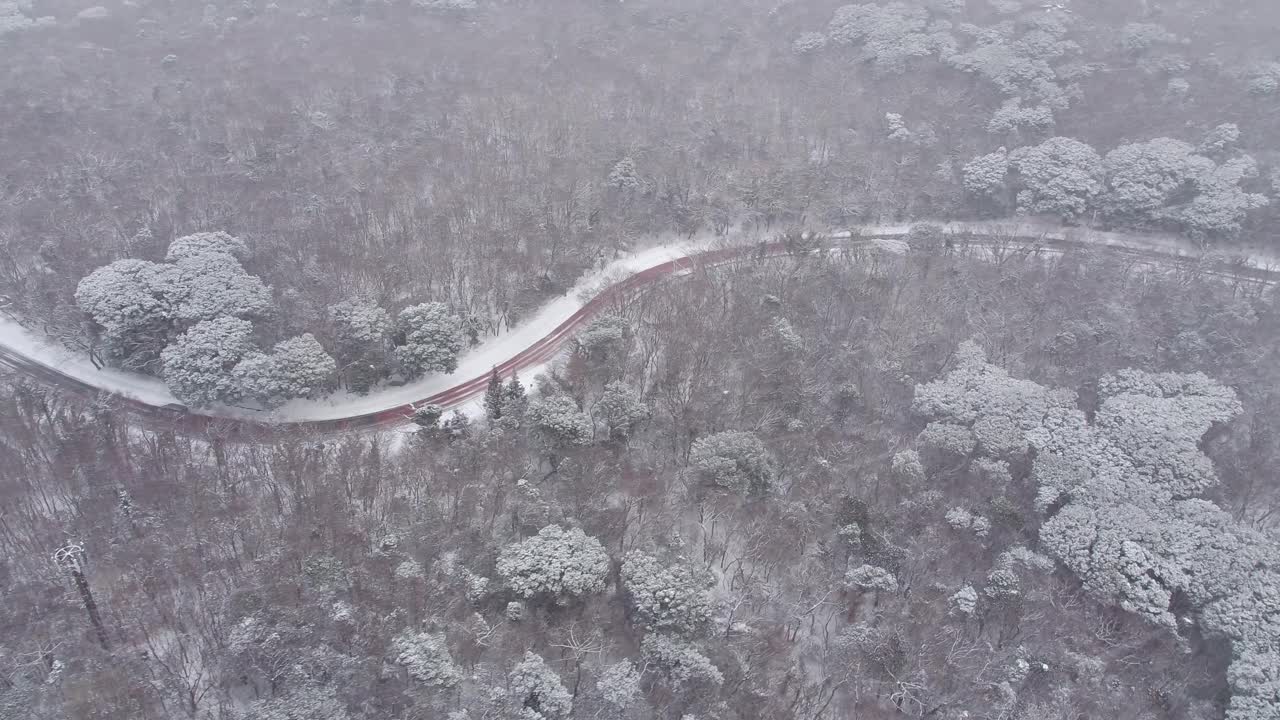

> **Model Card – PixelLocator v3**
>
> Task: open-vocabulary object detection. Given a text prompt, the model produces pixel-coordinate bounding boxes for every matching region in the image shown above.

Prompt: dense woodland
[5,243,1280,719]
[2,0,1280,719]
[3,0,1280,375]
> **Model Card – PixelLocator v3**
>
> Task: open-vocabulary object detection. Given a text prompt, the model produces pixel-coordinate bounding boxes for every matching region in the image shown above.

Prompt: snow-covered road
[0,220,1275,433]
[0,235,719,426]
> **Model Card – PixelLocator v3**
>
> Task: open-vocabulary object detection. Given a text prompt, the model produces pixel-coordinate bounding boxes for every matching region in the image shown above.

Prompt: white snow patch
[0,317,179,406]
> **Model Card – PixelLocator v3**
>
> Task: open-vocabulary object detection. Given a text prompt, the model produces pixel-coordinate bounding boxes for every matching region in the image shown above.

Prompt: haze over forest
[2,1,1280,719]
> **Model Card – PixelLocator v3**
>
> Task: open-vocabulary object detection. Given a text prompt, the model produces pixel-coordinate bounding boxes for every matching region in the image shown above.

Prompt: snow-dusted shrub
[985,567,1021,599]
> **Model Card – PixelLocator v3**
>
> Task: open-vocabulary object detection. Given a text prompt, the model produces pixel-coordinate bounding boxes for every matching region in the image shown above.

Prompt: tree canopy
[913,341,1277,720]
[495,525,610,604]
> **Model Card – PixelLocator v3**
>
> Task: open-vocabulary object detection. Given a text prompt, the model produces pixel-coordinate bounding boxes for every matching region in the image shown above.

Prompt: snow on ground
[2,220,1274,424]
[265,237,719,422]
[0,233,723,423]
[0,316,179,406]
[380,360,555,454]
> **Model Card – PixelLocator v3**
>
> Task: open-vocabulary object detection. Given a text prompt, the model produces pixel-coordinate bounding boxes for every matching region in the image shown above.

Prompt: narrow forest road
[0,220,1275,439]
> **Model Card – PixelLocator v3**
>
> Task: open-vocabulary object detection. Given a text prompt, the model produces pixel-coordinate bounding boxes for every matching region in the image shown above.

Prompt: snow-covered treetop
[890,449,925,484]
[945,507,991,539]
[640,634,724,690]
[1199,123,1241,156]
[75,231,272,354]
[1101,138,1214,218]
[75,231,343,407]
[947,12,1077,112]
[161,317,256,407]
[327,299,391,349]
[606,157,643,191]
[792,31,828,56]
[169,249,273,324]
[1009,137,1104,219]
[395,302,463,377]
[392,630,462,689]
[913,341,1276,720]
[495,525,610,604]
[508,651,572,720]
[165,231,249,262]
[596,660,643,710]
[845,564,898,593]
[526,395,593,449]
[1092,369,1242,498]
[595,381,649,440]
[963,147,1010,198]
[236,333,336,408]
[914,340,1242,507]
[689,430,775,495]
[575,314,627,353]
[965,132,1269,237]
[949,585,978,616]
[827,3,954,72]
[75,259,180,338]
[621,551,715,635]
[912,340,1081,439]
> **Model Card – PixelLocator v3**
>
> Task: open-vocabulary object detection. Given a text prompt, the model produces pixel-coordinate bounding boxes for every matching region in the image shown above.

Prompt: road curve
[0,221,1275,440]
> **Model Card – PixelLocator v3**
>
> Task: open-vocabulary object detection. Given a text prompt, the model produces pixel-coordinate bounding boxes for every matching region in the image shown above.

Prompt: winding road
[0,220,1275,439]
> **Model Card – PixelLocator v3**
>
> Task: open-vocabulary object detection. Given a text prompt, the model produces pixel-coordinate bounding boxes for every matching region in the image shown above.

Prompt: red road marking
[7,234,1273,439]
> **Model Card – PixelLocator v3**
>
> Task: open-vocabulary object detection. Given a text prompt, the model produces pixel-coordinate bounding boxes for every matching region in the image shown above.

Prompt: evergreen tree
[394,302,464,378]
[484,367,504,420]
[441,410,472,440]
[411,403,444,429]
[504,370,527,414]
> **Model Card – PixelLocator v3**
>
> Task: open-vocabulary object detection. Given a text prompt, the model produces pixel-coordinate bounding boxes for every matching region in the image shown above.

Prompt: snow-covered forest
[2,1,1280,719]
